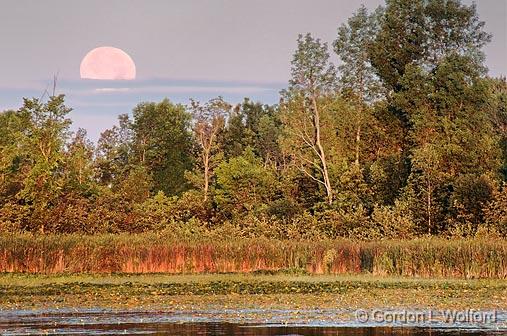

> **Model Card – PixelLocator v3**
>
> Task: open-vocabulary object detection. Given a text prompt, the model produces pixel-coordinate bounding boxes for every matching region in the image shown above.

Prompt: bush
[214,148,277,218]
[314,205,372,239]
[85,189,133,233]
[45,193,93,233]
[285,212,326,240]
[133,191,176,231]
[0,200,31,233]
[370,201,416,239]
[484,183,507,236]
[173,190,214,223]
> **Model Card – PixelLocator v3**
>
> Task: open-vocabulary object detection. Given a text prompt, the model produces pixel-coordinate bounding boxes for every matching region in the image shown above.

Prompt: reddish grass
[0,234,506,278]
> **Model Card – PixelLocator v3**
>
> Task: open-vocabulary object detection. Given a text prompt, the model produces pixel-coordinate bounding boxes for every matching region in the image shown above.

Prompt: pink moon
[80,46,136,80]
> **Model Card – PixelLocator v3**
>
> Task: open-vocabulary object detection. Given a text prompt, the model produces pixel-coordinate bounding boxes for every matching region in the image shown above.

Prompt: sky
[0,0,506,142]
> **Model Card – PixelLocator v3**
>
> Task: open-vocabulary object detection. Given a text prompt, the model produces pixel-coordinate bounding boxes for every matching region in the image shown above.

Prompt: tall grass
[0,234,506,278]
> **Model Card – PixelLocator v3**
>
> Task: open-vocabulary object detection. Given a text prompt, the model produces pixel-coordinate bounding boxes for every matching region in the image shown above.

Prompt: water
[0,309,505,335]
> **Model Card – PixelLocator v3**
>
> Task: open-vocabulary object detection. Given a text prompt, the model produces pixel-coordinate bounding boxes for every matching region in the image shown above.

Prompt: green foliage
[334,5,383,103]
[115,165,153,204]
[94,114,132,187]
[215,148,277,218]
[368,0,427,91]
[131,99,194,195]
[370,201,415,239]
[0,95,72,232]
[64,128,96,195]
[132,191,210,234]
[0,201,31,232]
[0,110,27,202]
[484,183,507,235]
[222,99,281,166]
[288,33,337,96]
[188,97,228,201]
[368,0,490,91]
[0,0,504,240]
[486,77,507,180]
[369,155,410,205]
[333,165,372,210]
[395,54,500,234]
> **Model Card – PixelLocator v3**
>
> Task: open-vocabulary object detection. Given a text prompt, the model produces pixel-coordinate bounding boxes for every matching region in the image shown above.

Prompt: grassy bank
[1,234,507,278]
[1,273,506,310]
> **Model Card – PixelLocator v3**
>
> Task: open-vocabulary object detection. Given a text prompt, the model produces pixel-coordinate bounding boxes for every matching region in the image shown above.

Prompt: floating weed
[1,274,506,311]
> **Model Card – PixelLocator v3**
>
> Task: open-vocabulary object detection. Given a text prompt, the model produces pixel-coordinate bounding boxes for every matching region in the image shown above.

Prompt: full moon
[80,46,136,80]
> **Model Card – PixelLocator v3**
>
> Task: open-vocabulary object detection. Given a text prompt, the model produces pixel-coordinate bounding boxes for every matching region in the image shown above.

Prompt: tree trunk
[311,95,333,205]
[356,76,365,167]
[355,123,361,166]
[78,165,83,186]
[427,179,432,234]
[203,150,210,202]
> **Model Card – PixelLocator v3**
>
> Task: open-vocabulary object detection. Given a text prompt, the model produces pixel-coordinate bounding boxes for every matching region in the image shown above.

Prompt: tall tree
[0,109,30,201]
[256,112,282,168]
[486,77,507,180]
[368,0,490,92]
[334,5,383,165]
[95,114,133,187]
[423,0,491,67]
[189,97,228,202]
[221,98,281,166]
[221,104,247,159]
[17,95,72,232]
[368,0,427,92]
[397,55,500,233]
[64,128,95,193]
[131,99,194,195]
[281,33,337,205]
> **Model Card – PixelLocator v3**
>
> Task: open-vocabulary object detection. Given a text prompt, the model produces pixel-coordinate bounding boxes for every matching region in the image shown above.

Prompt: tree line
[1,0,506,239]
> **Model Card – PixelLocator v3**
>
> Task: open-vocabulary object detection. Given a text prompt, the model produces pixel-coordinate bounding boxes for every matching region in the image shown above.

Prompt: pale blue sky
[0,0,505,141]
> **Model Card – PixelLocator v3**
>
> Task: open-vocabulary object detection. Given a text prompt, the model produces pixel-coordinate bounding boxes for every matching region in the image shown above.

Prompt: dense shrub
[484,183,507,235]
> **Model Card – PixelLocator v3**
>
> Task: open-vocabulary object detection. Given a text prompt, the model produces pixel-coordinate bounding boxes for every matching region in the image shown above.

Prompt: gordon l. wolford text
[355,309,498,324]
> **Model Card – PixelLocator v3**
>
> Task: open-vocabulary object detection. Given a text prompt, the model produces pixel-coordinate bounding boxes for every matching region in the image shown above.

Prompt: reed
[0,234,506,278]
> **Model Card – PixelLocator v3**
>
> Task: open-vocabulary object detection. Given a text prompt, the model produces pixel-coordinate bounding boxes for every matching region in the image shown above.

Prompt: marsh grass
[0,233,506,278]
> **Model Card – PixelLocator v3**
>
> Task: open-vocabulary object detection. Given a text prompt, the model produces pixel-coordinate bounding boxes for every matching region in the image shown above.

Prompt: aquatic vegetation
[1,273,506,311]
[0,234,506,278]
